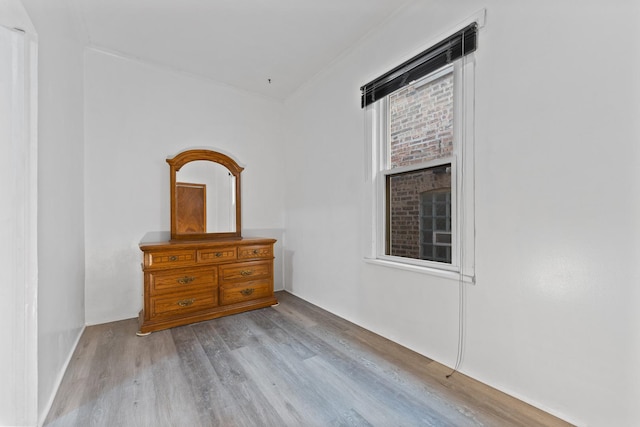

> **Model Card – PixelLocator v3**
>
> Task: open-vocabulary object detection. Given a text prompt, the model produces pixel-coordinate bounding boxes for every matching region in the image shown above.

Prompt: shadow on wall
[283,249,294,293]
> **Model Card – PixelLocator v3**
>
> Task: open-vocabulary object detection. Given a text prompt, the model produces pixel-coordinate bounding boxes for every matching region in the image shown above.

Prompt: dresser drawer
[146,250,196,269]
[148,268,217,295]
[197,247,237,264]
[219,260,271,283]
[238,244,273,260]
[220,280,272,305]
[149,290,218,320]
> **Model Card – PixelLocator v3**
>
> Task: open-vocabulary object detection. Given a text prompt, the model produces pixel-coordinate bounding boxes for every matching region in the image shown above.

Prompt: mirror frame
[167,149,243,240]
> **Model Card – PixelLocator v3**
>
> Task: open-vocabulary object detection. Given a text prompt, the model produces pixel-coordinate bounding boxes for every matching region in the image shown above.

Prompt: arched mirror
[167,149,243,240]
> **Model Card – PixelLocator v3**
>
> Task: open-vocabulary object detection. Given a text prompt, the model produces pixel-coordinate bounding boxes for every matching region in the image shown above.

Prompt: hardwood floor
[44,291,572,427]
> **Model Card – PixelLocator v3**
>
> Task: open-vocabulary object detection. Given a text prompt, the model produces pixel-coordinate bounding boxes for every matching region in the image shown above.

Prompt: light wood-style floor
[44,291,572,427]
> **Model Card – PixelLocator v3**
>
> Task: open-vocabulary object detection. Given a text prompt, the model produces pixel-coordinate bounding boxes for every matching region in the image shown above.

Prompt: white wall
[283,1,640,426]
[19,0,87,423]
[0,2,38,424]
[84,49,286,325]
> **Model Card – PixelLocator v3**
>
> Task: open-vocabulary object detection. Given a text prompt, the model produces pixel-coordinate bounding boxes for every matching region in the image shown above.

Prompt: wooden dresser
[138,237,277,334]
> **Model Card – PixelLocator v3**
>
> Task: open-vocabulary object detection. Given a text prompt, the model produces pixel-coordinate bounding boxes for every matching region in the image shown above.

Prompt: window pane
[435,192,448,203]
[388,71,454,169]
[435,218,447,230]
[435,246,450,262]
[434,232,452,244]
[386,165,451,263]
[435,203,447,216]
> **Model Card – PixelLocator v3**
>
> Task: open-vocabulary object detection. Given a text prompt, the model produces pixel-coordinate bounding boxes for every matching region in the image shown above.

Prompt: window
[420,189,452,263]
[385,68,454,264]
[362,22,478,280]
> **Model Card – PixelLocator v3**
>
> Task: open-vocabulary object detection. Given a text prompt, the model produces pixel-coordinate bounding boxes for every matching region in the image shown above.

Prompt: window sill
[364,258,475,284]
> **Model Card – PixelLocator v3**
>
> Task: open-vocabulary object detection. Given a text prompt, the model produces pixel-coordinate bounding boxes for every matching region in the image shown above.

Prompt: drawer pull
[177,276,195,285]
[168,256,178,261]
[252,249,259,255]
[215,252,223,257]
[177,298,195,307]
[240,288,254,296]
[240,270,253,277]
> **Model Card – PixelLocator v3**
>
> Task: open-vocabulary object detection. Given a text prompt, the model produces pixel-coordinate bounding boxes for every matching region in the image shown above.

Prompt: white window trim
[363,56,476,284]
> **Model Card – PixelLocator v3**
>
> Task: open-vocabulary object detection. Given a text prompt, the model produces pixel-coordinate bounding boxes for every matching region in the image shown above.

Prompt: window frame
[364,58,476,283]
[419,188,453,263]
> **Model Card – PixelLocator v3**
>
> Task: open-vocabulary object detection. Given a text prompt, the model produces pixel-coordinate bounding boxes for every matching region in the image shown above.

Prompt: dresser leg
[136,331,152,337]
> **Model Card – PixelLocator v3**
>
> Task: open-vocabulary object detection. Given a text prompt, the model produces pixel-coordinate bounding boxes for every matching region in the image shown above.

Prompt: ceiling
[71,0,411,101]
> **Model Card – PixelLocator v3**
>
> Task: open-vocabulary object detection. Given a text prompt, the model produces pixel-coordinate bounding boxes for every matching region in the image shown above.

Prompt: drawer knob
[240,288,254,296]
[215,252,223,257]
[168,256,178,261]
[240,270,253,276]
[177,276,195,285]
[177,298,195,307]
[252,249,259,255]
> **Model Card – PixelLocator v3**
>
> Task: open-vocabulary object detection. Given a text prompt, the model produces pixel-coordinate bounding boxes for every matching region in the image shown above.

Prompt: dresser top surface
[139,234,276,251]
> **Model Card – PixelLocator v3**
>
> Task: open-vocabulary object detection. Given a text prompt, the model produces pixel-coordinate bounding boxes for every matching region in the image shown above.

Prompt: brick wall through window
[387,71,454,261]
[389,72,454,169]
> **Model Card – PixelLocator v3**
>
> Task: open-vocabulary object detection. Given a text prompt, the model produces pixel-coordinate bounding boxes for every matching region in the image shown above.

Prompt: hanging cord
[446,266,466,378]
[446,46,469,380]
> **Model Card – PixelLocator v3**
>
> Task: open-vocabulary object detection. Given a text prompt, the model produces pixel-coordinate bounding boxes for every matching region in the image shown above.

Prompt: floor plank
[44,291,572,427]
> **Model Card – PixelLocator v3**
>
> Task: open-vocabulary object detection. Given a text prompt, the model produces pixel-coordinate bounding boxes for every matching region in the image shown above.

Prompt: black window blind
[360,22,477,108]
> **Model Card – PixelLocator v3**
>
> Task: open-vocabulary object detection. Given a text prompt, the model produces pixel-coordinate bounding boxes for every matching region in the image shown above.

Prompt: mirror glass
[168,149,243,240]
[175,161,236,233]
